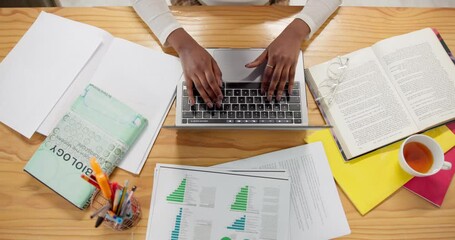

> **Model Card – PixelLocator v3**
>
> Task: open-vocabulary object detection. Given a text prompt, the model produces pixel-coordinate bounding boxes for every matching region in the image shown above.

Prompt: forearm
[295,0,341,38]
[132,0,182,46]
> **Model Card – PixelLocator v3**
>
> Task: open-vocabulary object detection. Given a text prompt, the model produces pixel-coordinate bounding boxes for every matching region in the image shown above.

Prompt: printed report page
[147,164,291,240]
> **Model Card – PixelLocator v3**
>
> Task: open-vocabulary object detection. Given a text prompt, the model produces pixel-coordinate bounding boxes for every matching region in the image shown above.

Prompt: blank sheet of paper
[90,38,182,174]
[0,12,102,138]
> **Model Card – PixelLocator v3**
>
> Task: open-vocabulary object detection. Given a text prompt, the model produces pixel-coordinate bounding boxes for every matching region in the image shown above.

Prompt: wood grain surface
[0,6,454,240]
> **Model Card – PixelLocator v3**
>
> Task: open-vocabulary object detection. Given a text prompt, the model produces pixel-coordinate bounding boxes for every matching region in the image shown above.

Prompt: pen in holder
[90,187,141,231]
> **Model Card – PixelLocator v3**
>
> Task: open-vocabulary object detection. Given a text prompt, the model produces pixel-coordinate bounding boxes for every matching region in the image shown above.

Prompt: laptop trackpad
[212,49,266,82]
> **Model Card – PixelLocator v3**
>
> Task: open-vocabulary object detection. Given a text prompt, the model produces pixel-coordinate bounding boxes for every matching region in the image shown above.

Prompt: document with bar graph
[146,164,291,240]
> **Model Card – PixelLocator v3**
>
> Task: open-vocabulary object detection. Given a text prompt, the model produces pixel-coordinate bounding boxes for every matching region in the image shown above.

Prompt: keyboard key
[289,104,300,111]
[261,112,268,118]
[196,96,204,103]
[222,104,231,111]
[242,90,249,96]
[222,97,229,103]
[183,89,188,96]
[238,97,246,103]
[182,112,195,118]
[248,104,256,111]
[257,104,265,111]
[228,112,235,118]
[245,112,252,118]
[254,97,262,103]
[250,90,258,96]
[265,104,272,111]
[234,90,241,96]
[295,119,302,124]
[273,104,280,111]
[294,112,301,118]
[276,119,292,123]
[286,112,293,118]
[182,119,188,124]
[278,112,285,118]
[232,104,240,111]
[259,119,275,123]
[269,112,277,118]
[240,104,248,111]
[292,90,299,96]
[230,97,237,103]
[281,104,289,111]
[236,112,244,118]
[220,111,228,118]
[195,112,203,118]
[200,104,208,111]
[288,97,300,103]
[189,119,236,123]
[211,111,220,118]
[246,97,254,103]
[253,111,260,118]
[226,90,233,96]
[203,112,211,118]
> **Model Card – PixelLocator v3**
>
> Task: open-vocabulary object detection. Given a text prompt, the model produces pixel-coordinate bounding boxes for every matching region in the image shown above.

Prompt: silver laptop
[175,48,314,129]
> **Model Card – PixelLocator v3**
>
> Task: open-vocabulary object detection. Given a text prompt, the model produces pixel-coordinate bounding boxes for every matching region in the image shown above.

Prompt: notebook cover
[403,121,455,207]
[305,125,455,215]
[24,84,147,209]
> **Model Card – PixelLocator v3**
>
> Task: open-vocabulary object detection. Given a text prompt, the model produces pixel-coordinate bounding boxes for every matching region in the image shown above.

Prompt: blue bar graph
[227,215,246,231]
[171,208,183,240]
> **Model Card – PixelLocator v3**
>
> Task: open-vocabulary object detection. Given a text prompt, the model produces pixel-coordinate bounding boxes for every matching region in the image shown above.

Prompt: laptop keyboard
[181,82,303,124]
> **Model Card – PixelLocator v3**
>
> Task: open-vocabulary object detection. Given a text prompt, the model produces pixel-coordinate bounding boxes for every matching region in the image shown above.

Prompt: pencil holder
[90,189,142,231]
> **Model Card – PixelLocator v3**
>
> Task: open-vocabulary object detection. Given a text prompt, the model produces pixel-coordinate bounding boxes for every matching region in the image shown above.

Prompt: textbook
[305,28,455,160]
[24,84,147,209]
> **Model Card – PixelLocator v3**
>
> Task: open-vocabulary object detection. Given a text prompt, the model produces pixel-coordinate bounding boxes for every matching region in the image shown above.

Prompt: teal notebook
[24,84,147,209]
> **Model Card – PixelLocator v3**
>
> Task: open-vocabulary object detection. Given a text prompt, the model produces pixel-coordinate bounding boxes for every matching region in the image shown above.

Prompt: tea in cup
[399,134,452,177]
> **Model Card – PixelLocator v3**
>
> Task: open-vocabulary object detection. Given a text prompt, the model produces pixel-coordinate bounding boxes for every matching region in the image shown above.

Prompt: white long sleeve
[295,0,341,38]
[132,0,182,45]
[132,0,341,46]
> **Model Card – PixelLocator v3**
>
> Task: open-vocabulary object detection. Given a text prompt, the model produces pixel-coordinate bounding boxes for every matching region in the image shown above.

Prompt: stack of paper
[147,164,291,240]
[217,142,351,240]
[146,142,351,240]
[0,12,183,174]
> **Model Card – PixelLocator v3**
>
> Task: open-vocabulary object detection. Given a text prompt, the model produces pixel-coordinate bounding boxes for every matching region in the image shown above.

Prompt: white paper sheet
[0,12,103,138]
[216,142,351,240]
[147,164,291,240]
[90,38,182,174]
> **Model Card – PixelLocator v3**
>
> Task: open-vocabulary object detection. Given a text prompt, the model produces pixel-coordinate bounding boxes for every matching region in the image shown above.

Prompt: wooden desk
[0,6,454,240]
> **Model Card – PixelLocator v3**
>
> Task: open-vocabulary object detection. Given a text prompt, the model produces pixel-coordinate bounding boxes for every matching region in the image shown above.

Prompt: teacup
[398,134,452,177]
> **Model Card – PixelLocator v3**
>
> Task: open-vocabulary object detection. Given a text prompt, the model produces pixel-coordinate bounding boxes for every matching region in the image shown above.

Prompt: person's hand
[167,28,223,108]
[245,19,310,101]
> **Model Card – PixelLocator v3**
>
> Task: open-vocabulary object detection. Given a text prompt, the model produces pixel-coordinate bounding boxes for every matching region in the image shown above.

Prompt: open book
[306,28,455,160]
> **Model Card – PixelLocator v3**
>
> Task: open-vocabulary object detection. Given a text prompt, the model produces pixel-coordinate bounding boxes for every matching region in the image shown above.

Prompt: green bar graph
[167,178,187,203]
[230,186,248,211]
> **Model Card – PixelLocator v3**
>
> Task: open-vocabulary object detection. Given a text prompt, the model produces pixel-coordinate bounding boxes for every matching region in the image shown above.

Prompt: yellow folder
[306,125,455,215]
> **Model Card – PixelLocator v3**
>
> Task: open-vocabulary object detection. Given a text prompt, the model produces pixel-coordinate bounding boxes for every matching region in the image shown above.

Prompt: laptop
[174,48,316,129]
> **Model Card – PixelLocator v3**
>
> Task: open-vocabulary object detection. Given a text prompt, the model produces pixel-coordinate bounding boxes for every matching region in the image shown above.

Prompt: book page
[308,48,416,158]
[373,28,455,129]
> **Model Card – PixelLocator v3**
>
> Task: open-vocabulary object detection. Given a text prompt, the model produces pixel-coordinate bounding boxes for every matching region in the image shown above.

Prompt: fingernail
[216,101,222,108]
[218,95,223,101]
[267,95,272,102]
[189,99,195,105]
[276,95,281,101]
[207,102,213,108]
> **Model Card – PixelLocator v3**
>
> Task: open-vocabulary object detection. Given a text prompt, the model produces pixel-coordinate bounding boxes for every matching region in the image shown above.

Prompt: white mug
[399,134,452,177]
